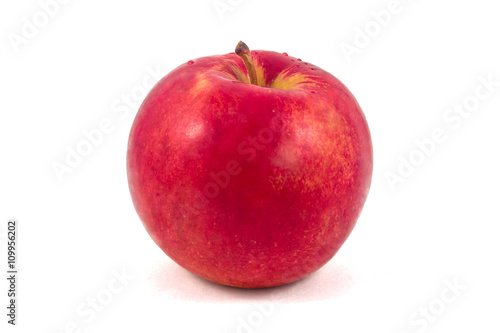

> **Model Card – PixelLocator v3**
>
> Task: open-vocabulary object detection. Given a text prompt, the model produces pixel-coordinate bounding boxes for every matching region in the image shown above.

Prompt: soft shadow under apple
[149,259,356,303]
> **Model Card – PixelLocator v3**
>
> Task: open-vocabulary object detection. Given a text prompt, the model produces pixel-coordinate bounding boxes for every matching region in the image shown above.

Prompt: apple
[127,42,372,288]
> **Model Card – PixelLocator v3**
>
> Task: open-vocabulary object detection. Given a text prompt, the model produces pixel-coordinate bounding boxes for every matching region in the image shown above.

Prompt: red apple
[127,42,372,288]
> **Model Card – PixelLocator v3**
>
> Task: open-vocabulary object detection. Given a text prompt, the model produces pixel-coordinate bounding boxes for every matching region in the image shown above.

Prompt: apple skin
[127,49,372,288]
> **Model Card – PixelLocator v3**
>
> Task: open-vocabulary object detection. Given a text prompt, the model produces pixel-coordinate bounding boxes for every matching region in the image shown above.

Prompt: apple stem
[235,41,258,85]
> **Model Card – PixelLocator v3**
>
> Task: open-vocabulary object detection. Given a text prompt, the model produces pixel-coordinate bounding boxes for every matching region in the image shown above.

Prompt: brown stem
[235,41,258,85]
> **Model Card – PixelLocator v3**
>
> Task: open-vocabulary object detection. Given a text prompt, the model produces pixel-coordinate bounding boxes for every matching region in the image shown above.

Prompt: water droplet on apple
[310,68,316,71]
[282,52,288,56]
[310,90,316,94]
[297,58,302,61]
[187,60,194,65]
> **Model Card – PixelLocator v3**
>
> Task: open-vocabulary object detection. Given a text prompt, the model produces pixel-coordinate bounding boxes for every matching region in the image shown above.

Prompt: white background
[1,0,499,332]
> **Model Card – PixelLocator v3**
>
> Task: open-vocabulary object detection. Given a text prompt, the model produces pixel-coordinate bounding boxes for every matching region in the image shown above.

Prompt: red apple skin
[127,50,372,288]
